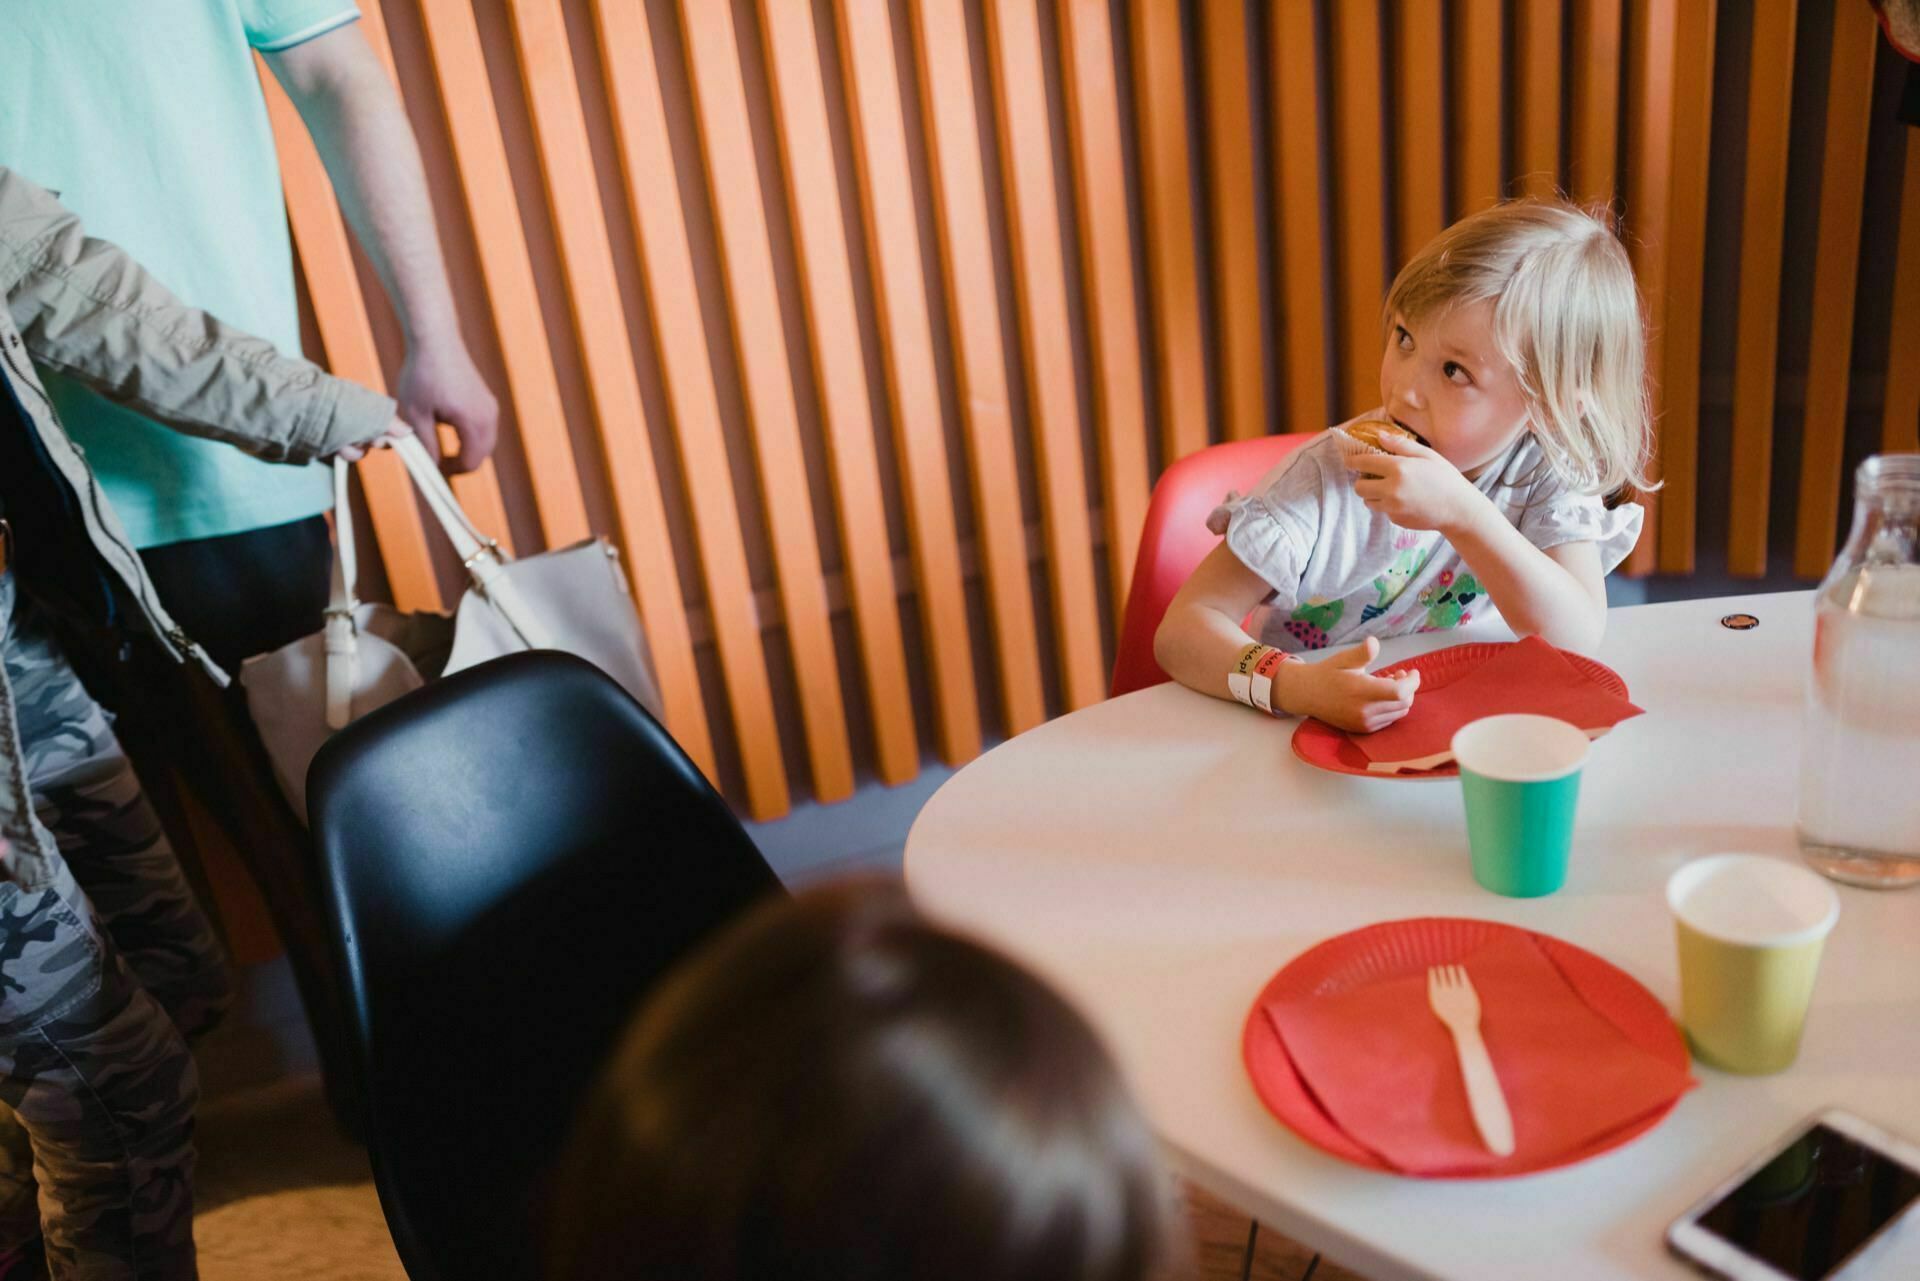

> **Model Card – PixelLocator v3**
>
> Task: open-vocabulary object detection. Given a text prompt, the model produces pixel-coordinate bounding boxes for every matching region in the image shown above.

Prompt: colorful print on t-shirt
[1360,533,1429,624]
[1284,598,1345,649]
[1418,569,1482,631]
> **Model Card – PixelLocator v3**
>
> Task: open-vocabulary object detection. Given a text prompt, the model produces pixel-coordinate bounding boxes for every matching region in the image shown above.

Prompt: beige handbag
[240,436,663,820]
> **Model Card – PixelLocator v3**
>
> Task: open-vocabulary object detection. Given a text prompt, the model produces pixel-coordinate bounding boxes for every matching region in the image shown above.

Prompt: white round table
[905,591,1920,1281]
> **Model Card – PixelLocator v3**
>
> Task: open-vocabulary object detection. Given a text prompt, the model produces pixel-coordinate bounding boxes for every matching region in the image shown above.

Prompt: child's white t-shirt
[1209,420,1643,652]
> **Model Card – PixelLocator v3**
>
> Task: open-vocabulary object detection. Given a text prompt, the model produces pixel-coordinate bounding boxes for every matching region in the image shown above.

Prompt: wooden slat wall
[835,0,982,767]
[1394,1,1448,259]
[1327,0,1390,418]
[1728,0,1799,578]
[1569,0,1624,204]
[1889,130,1920,458]
[1514,0,1564,199]
[758,0,920,787]
[1201,0,1267,442]
[1452,0,1507,216]
[1653,0,1718,575]
[415,0,591,552]
[910,0,1046,737]
[1271,0,1330,436]
[984,0,1106,713]
[675,0,855,801]
[1133,0,1209,461]
[267,0,1916,819]
[1794,1,1882,578]
[1058,0,1151,611]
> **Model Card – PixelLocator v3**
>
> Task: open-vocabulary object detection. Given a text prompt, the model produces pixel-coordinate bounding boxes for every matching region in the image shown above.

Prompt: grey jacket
[0,165,395,682]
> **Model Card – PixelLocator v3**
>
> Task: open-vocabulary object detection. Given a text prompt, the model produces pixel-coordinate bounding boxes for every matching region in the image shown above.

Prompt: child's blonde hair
[1385,198,1657,497]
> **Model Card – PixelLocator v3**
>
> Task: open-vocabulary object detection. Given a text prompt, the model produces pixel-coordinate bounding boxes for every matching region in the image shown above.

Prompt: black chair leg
[1239,1220,1258,1281]
[1300,1252,1321,1281]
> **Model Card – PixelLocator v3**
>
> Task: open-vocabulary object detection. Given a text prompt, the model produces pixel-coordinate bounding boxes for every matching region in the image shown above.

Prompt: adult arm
[0,166,397,462]
[265,23,498,471]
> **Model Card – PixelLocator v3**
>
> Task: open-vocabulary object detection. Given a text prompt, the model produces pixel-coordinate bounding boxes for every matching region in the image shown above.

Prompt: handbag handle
[324,460,360,730]
[388,435,553,651]
[321,436,557,729]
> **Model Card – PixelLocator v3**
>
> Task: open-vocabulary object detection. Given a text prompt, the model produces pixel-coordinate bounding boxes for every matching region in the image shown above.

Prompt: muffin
[1338,417,1420,451]
[1332,416,1420,477]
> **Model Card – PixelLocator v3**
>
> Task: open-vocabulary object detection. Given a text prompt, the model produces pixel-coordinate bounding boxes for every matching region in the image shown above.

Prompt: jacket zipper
[0,338,215,676]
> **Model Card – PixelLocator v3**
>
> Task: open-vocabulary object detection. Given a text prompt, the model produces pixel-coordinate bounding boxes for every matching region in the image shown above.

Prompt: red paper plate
[1289,642,1630,779]
[1240,918,1687,1177]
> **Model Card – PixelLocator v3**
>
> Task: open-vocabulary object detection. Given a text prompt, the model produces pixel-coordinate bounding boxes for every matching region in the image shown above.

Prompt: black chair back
[307,651,781,1280]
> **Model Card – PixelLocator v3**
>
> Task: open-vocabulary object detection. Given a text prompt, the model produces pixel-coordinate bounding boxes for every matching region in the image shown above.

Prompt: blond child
[1155,198,1655,733]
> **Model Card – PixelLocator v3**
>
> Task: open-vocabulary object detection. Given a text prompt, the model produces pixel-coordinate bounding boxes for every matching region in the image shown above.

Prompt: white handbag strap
[389,435,555,650]
[320,437,558,731]
[324,460,360,730]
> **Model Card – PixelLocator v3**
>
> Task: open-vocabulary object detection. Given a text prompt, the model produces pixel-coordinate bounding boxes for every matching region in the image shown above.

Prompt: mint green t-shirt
[0,1,361,547]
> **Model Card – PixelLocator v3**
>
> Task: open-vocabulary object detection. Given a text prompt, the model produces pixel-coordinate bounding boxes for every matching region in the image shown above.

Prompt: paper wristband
[1228,643,1296,713]
[1251,646,1288,713]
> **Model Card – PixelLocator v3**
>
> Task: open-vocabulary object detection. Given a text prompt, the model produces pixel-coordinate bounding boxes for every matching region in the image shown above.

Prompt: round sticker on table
[1720,613,1760,630]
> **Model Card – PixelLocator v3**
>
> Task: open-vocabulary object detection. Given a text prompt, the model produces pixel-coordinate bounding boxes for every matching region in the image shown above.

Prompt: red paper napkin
[1262,930,1694,1176]
[1351,636,1644,773]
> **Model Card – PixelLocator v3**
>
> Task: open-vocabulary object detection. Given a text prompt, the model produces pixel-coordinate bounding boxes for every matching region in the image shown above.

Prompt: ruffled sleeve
[1204,447,1329,609]
[1516,490,1645,575]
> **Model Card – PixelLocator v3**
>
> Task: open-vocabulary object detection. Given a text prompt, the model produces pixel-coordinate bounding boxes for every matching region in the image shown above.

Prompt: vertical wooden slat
[1451,0,1505,214]
[356,0,514,552]
[1327,0,1389,417]
[1569,0,1623,205]
[416,0,593,550]
[758,0,920,786]
[263,67,442,614]
[984,0,1106,712]
[834,0,983,765]
[575,0,786,811]
[1272,0,1331,434]
[1514,0,1564,196]
[1200,0,1266,441]
[505,0,728,796]
[1393,0,1448,261]
[908,0,1047,737]
[1057,0,1151,616]
[1622,0,1678,577]
[672,0,855,802]
[1132,0,1210,460]
[1727,0,1798,577]
[1794,4,1881,578]
[1653,0,1716,574]
[1884,131,1920,457]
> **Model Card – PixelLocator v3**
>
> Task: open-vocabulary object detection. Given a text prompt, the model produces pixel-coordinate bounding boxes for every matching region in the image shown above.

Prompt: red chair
[1109,433,1316,698]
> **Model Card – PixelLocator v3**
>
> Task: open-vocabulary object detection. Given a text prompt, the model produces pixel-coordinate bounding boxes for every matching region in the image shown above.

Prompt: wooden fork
[1427,964,1516,1157]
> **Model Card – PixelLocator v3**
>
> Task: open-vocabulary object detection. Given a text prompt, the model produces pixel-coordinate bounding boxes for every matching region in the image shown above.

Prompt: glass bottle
[1797,454,1920,888]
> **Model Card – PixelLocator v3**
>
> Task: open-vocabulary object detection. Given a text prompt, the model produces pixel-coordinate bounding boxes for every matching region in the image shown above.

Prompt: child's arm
[1347,433,1608,653]
[1154,544,1421,733]
[1440,512,1607,652]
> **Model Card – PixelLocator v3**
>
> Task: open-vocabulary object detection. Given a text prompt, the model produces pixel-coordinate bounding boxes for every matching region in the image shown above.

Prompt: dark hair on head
[540,878,1177,1281]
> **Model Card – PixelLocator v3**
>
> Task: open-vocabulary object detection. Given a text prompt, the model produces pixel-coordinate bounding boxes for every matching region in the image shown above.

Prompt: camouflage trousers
[0,573,232,1279]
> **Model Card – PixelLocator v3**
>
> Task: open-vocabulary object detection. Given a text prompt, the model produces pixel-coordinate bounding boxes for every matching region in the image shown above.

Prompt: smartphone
[1667,1109,1920,1280]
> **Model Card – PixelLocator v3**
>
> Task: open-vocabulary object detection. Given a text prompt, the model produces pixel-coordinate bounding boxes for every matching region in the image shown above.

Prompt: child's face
[1378,301,1532,480]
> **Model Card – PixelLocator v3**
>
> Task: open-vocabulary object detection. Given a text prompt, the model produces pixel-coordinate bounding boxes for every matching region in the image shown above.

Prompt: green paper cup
[1451,714,1591,897]
[1667,854,1840,1075]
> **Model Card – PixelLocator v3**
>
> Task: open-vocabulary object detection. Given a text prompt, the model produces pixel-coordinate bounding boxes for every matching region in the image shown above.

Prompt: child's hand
[1345,432,1485,534]
[1276,636,1421,733]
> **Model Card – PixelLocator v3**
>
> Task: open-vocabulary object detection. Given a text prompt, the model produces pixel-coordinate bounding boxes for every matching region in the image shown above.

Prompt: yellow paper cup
[1667,854,1840,1074]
